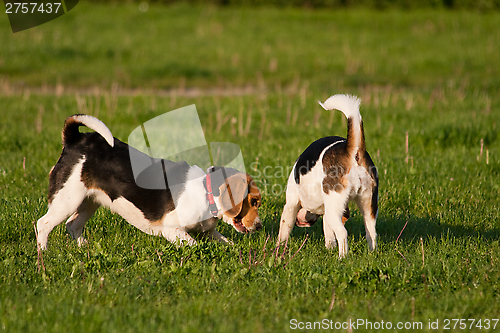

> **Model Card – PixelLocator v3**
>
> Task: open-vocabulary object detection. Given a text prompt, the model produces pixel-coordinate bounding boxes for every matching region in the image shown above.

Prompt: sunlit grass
[0,4,499,333]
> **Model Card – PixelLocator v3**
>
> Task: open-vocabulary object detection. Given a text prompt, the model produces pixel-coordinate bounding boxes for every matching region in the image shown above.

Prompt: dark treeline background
[89,0,500,10]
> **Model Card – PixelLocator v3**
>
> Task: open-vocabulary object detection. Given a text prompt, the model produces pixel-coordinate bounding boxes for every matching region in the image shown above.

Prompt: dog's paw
[76,237,88,247]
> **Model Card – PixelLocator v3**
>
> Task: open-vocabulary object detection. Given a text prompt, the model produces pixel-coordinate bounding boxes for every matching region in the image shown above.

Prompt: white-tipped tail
[318,94,364,159]
[66,115,114,147]
[318,94,361,122]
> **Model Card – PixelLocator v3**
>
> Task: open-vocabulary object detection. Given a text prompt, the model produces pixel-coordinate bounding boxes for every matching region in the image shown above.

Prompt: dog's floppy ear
[219,173,248,218]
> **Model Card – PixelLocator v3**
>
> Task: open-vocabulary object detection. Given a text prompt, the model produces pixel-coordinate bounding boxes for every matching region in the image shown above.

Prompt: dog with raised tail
[36,114,262,250]
[277,94,378,258]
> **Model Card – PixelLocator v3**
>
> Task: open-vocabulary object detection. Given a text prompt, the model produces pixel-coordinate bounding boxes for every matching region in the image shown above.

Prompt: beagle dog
[36,115,262,250]
[278,94,378,258]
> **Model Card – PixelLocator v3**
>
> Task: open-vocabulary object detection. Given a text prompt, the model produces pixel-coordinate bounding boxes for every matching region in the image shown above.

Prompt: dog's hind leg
[321,205,349,249]
[37,194,88,251]
[37,161,88,250]
[323,212,348,258]
[355,189,378,251]
[323,191,350,258]
[37,196,87,250]
[66,197,100,247]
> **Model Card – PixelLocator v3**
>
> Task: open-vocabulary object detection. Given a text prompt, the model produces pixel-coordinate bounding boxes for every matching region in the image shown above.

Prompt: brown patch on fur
[346,118,356,158]
[358,120,366,155]
[80,168,95,190]
[239,176,261,229]
[220,173,262,231]
[219,173,248,218]
[322,116,367,195]
[149,219,165,228]
[322,143,351,194]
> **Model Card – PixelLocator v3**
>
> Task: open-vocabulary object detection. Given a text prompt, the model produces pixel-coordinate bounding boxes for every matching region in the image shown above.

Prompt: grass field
[1,3,499,332]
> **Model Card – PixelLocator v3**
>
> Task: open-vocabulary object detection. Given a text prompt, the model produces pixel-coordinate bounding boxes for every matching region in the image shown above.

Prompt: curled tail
[62,114,114,147]
[318,94,365,161]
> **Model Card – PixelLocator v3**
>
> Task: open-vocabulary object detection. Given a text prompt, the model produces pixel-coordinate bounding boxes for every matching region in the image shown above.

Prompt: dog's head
[218,173,262,233]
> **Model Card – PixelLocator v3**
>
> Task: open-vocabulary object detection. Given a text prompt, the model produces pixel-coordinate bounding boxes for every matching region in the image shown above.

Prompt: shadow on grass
[261,214,500,246]
[376,215,500,243]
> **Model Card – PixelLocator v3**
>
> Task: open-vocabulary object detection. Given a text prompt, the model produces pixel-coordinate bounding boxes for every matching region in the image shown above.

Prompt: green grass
[1,3,500,332]
[2,4,500,92]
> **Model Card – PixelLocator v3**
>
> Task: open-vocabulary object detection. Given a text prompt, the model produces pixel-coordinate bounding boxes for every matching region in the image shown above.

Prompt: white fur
[319,94,363,156]
[318,94,361,122]
[71,115,114,147]
[173,166,212,227]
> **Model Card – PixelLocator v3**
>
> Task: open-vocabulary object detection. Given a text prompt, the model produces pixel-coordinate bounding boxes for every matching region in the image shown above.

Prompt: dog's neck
[203,166,243,217]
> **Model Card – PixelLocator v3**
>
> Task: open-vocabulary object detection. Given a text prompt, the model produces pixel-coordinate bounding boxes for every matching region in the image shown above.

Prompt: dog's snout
[255,223,262,231]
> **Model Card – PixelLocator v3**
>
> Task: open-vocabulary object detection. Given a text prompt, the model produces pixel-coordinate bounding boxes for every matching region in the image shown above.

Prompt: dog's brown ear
[219,173,248,218]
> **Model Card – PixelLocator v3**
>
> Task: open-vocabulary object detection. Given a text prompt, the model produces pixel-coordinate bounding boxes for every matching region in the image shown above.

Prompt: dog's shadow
[375,214,500,243]
[263,211,500,246]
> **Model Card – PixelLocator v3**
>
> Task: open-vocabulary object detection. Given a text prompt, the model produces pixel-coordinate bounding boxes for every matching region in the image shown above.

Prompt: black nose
[255,223,262,231]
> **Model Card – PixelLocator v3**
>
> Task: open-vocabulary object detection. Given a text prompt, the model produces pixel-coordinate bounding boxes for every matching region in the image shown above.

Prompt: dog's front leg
[278,201,301,245]
[162,227,197,246]
[208,230,233,245]
[66,198,100,247]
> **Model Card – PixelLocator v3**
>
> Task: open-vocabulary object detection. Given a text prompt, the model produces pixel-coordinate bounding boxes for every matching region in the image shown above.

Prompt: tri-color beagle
[36,115,262,250]
[277,94,378,258]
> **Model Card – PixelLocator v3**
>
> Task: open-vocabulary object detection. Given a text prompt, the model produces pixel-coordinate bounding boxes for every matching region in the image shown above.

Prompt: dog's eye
[251,198,259,207]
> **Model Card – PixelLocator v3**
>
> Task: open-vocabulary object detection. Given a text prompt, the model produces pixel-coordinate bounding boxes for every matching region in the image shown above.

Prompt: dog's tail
[318,94,365,161]
[62,114,114,147]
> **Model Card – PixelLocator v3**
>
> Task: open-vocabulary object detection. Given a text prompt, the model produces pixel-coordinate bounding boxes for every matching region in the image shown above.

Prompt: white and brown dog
[37,115,262,250]
[277,94,378,258]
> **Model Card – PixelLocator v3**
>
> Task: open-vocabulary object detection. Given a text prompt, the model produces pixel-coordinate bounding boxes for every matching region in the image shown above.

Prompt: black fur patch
[62,132,191,222]
[363,151,379,218]
[294,136,345,184]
